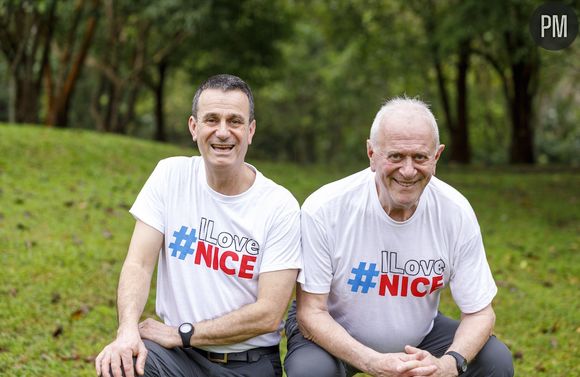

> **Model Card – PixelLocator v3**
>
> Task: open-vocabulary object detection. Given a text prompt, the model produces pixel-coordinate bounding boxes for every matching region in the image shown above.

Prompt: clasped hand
[366,345,457,377]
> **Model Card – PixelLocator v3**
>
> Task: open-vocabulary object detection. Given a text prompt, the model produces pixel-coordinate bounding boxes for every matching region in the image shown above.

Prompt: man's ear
[367,139,376,172]
[433,144,445,174]
[434,144,445,162]
[188,116,197,142]
[247,119,256,145]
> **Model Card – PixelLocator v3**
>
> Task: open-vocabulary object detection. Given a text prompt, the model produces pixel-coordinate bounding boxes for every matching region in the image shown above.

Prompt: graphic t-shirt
[299,168,497,353]
[130,156,302,353]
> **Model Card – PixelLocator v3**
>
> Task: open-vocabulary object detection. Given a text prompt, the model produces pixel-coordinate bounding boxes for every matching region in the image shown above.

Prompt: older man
[96,74,301,377]
[284,98,513,377]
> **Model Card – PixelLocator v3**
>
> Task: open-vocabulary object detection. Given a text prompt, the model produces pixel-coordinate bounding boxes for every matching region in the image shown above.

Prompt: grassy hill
[0,124,578,376]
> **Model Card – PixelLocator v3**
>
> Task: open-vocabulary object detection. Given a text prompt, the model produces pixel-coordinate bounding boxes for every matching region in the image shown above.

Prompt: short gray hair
[369,97,440,147]
[191,74,255,122]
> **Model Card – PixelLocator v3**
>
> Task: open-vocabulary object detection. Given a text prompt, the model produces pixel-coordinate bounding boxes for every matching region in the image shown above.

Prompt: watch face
[180,323,193,333]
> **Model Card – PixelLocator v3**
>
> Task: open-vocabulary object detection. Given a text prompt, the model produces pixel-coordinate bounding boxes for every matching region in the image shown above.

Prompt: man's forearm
[116,260,154,331]
[188,269,298,347]
[191,301,281,346]
[298,307,379,373]
[446,305,496,362]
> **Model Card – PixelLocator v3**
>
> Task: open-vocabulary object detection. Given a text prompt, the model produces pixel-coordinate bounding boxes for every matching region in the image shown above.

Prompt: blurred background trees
[1,0,578,165]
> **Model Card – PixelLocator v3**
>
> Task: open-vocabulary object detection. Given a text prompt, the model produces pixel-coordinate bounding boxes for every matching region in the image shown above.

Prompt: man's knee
[139,339,170,377]
[285,347,343,377]
[284,327,344,377]
[470,336,514,377]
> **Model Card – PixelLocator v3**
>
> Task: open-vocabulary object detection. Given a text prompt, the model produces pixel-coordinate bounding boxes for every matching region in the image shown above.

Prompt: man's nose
[399,157,417,177]
[215,121,230,138]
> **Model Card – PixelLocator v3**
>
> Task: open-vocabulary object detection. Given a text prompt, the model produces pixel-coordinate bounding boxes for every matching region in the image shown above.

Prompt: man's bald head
[369,97,440,151]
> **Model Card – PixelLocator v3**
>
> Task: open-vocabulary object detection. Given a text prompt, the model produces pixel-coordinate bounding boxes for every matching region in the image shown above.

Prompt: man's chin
[393,196,420,210]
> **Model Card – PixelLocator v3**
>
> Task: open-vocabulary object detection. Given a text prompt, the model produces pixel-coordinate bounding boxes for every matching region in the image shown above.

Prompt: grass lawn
[0,124,578,376]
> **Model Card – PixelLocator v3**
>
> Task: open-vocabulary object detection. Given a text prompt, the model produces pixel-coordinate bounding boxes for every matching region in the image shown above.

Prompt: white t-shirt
[299,168,497,353]
[130,156,302,353]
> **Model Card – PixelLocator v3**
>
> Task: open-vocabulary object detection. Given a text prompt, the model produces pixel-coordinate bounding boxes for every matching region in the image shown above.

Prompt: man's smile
[211,143,235,152]
[392,178,419,187]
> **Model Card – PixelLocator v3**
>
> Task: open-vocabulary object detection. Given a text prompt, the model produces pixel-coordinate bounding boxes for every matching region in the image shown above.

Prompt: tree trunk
[504,3,538,164]
[509,60,536,164]
[153,60,168,142]
[449,39,471,164]
[14,74,40,124]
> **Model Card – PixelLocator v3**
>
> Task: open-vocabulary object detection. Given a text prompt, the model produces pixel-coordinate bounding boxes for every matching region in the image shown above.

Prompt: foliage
[253,0,427,165]
[0,0,579,163]
[0,125,579,376]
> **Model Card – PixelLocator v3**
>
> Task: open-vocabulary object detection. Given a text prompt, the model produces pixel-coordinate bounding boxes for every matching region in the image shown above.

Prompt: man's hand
[138,318,180,349]
[95,326,147,377]
[364,350,438,377]
[403,346,458,377]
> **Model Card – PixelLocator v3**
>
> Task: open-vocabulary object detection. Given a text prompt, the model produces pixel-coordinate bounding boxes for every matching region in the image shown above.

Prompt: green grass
[0,124,578,376]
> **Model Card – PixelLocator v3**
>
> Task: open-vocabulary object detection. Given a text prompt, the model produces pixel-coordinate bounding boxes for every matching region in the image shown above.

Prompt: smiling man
[95,74,301,377]
[284,97,514,377]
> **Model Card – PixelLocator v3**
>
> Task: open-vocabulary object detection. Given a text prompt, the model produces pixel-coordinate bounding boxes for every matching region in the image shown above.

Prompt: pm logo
[529,2,578,50]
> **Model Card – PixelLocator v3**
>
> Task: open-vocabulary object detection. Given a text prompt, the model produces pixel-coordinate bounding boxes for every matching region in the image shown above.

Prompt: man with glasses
[284,97,513,377]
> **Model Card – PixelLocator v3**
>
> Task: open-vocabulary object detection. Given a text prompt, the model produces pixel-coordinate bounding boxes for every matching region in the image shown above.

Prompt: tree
[86,0,148,134]
[256,0,429,164]
[86,0,201,137]
[0,0,56,123]
[138,0,211,141]
[0,0,100,127]
[465,0,541,163]
[413,0,473,164]
[45,0,100,128]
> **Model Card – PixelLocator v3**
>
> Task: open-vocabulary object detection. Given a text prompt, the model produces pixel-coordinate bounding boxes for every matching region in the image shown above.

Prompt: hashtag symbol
[347,262,379,293]
[169,226,197,260]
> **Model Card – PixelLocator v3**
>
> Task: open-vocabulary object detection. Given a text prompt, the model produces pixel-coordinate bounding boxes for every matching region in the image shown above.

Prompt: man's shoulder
[157,155,197,167]
[151,155,199,176]
[427,176,475,215]
[253,169,300,211]
[303,168,371,213]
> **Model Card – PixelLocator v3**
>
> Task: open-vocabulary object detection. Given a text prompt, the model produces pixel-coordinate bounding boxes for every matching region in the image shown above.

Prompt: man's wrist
[442,354,459,376]
[361,353,377,375]
[361,350,387,376]
[117,322,139,335]
[173,326,183,348]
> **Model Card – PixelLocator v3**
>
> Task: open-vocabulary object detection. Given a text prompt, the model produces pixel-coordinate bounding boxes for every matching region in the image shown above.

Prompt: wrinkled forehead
[376,111,438,149]
[197,89,251,118]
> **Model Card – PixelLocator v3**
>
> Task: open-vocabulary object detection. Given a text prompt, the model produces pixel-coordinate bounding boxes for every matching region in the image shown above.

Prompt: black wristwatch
[445,351,467,375]
[178,322,194,348]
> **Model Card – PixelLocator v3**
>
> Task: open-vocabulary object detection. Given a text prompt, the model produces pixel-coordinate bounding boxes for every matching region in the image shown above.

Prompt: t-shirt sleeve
[129,160,167,233]
[450,231,498,313]
[299,207,333,294]
[259,199,302,274]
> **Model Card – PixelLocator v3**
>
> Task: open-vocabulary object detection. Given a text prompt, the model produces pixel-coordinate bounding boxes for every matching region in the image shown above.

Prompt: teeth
[396,180,415,187]
[212,145,233,150]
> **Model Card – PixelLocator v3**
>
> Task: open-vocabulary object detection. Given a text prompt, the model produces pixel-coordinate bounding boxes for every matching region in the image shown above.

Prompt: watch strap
[445,351,467,375]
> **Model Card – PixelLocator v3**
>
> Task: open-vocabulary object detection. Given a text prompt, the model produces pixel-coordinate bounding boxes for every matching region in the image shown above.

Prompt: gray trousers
[284,302,514,377]
[112,340,282,377]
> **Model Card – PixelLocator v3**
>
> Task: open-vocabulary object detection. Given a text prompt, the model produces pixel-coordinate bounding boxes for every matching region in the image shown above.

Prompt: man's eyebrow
[228,114,246,121]
[201,113,218,119]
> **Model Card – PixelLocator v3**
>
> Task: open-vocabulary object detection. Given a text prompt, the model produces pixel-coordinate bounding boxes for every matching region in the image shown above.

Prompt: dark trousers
[121,340,282,377]
[284,302,514,377]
